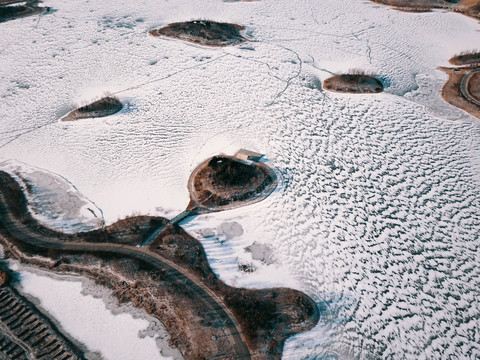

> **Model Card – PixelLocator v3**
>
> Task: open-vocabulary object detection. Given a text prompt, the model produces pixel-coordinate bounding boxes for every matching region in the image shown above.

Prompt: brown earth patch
[366,0,480,20]
[0,270,7,286]
[62,96,123,121]
[450,51,480,66]
[440,66,480,119]
[0,171,318,360]
[190,156,277,210]
[468,70,480,101]
[149,20,247,47]
[323,73,383,94]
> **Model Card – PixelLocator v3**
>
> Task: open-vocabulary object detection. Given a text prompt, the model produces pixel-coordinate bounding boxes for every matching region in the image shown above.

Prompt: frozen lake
[1,0,480,358]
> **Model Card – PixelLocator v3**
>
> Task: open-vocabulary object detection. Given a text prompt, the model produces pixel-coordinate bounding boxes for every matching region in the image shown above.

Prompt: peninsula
[0,152,317,360]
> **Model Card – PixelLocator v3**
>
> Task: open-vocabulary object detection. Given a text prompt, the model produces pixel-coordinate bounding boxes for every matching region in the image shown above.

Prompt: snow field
[1,0,480,358]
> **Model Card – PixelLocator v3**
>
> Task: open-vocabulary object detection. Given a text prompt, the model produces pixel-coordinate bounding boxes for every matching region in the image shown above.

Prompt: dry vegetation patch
[366,0,480,19]
[0,171,318,360]
[149,20,247,47]
[191,156,276,208]
[323,72,383,94]
[147,223,319,357]
[222,287,318,355]
[84,216,168,245]
[450,50,480,66]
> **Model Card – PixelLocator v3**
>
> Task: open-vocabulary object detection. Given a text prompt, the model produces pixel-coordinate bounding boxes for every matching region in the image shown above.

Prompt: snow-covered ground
[1,0,480,358]
[10,262,182,360]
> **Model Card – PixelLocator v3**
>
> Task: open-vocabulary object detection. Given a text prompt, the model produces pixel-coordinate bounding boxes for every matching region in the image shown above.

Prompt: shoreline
[0,171,319,359]
[440,66,480,120]
[365,0,480,22]
[9,259,184,360]
[0,247,85,360]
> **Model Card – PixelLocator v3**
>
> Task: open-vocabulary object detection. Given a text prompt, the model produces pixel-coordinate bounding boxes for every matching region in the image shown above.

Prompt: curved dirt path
[0,192,251,360]
[460,69,480,107]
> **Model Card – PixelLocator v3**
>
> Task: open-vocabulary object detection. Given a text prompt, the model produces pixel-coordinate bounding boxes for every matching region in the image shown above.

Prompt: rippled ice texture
[1,0,480,358]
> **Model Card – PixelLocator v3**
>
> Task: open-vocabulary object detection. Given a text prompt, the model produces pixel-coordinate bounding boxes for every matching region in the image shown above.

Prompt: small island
[61,96,123,121]
[323,72,383,94]
[0,0,47,23]
[149,20,247,47]
[189,150,277,210]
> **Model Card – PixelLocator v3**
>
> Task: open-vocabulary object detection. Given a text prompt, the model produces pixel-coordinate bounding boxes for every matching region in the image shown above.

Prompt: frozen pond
[11,262,182,360]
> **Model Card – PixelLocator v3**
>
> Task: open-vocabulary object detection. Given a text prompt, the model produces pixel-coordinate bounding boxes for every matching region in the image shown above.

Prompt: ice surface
[12,263,179,360]
[1,0,480,358]
[0,160,104,233]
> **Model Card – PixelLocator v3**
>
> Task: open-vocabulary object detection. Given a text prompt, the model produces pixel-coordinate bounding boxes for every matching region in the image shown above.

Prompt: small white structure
[234,149,264,162]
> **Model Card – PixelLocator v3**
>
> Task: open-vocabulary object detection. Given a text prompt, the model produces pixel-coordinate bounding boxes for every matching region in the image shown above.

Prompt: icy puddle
[12,264,181,360]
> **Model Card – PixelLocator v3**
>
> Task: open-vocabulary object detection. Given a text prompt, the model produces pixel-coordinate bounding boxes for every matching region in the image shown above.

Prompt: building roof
[234,149,264,161]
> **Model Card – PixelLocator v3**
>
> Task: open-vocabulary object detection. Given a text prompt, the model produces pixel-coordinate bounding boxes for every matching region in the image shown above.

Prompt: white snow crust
[12,263,177,360]
[1,0,480,358]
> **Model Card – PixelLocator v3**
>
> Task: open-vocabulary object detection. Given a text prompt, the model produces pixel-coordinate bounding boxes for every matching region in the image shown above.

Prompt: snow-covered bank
[0,160,104,233]
[10,261,183,360]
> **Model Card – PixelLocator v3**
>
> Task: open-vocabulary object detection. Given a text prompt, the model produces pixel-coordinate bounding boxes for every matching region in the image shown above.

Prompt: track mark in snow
[265,44,303,106]
[366,41,372,65]
[110,53,230,97]
[0,123,53,150]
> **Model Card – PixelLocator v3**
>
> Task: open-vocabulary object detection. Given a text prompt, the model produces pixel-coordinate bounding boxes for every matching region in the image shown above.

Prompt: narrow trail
[460,68,480,107]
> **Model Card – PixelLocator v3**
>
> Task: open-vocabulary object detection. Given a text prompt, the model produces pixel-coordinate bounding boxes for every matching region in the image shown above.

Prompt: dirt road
[0,192,251,360]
